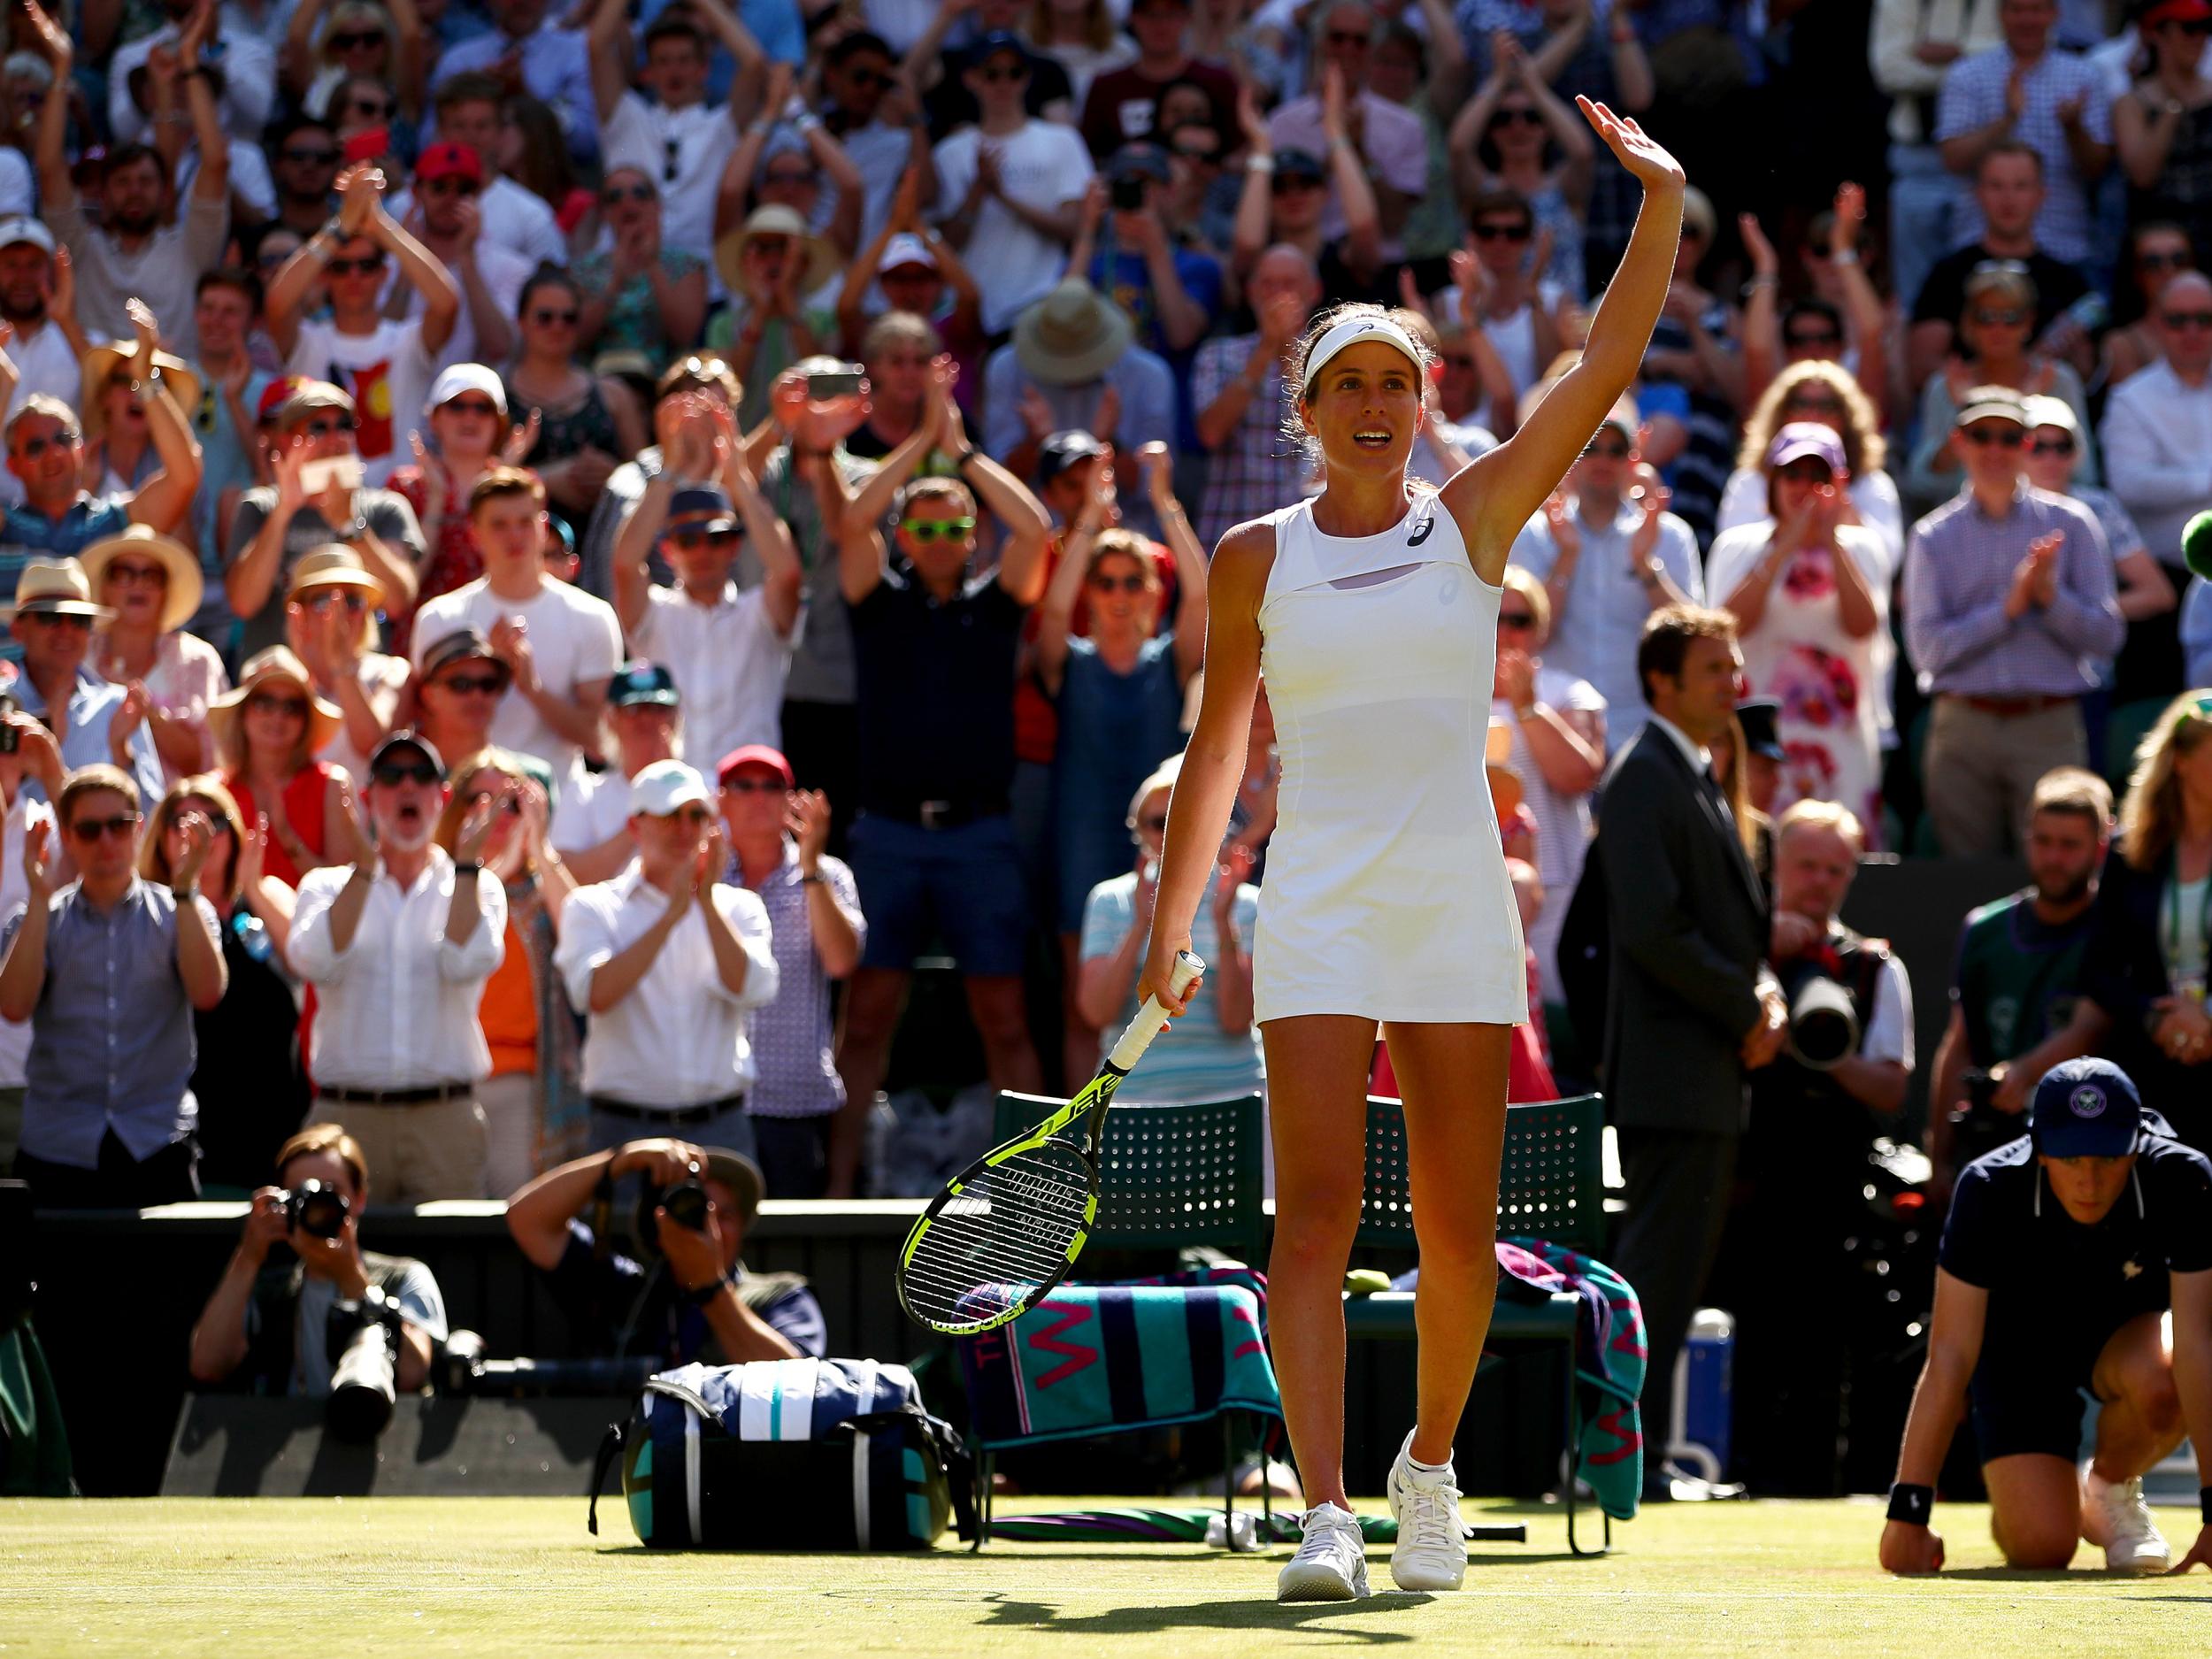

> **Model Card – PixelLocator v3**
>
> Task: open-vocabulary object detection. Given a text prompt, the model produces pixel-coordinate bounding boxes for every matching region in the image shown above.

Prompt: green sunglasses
[2180,692,2212,733]
[901,517,976,541]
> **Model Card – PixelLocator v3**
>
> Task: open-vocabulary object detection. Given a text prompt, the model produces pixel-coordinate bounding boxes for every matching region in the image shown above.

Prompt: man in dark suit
[1599,605,1788,1494]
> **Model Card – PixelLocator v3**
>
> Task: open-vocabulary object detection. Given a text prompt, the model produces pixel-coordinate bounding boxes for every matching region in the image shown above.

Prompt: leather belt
[1944,693,2075,718]
[319,1081,475,1106]
[867,797,1007,830]
[589,1094,746,1125]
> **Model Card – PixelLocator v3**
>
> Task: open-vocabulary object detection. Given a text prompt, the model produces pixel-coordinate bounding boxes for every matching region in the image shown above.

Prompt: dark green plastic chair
[970,1092,1273,1544]
[1342,1093,1612,1554]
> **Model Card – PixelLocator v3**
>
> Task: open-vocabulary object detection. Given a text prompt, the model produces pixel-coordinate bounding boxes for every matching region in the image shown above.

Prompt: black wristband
[686,1271,734,1308]
[2201,1486,2211,1525]
[1887,1483,1934,1525]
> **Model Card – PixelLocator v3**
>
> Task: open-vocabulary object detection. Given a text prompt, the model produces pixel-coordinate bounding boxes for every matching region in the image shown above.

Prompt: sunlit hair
[469,465,544,518]
[2120,691,2212,872]
[57,763,142,826]
[861,310,943,362]
[2030,764,2113,830]
[1635,603,1737,709]
[137,773,247,905]
[1735,359,1886,478]
[273,1121,368,1197]
[432,748,538,872]
[1028,0,1115,51]
[895,475,976,519]
[1283,302,1437,477]
[1498,565,1550,641]
[7,393,80,448]
[318,1,395,65]
[1775,796,1865,854]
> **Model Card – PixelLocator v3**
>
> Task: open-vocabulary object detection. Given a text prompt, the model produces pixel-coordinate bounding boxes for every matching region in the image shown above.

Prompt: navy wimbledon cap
[1273,147,1326,180]
[972,28,1031,65]
[1036,428,1107,487]
[608,659,681,708]
[2030,1056,2144,1158]
[1737,699,1786,761]
[666,485,738,534]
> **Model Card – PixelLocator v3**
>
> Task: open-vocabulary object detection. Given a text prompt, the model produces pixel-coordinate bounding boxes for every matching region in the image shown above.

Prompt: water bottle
[232,912,273,964]
[2036,291,2108,358]
[1669,1307,1735,1484]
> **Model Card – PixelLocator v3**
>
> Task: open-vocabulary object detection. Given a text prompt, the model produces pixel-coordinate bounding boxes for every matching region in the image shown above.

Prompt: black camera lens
[287,1179,350,1240]
[659,1178,710,1233]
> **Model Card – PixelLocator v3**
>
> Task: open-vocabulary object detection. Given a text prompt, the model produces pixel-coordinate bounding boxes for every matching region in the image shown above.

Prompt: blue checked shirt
[1192,334,1304,551]
[1902,483,2124,695]
[732,842,864,1120]
[1934,46,2112,263]
[0,496,132,668]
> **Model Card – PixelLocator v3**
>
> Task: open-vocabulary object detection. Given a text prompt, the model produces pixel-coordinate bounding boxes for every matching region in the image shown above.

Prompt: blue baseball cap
[2030,1057,2145,1158]
[664,486,738,534]
[607,660,680,709]
[971,29,1032,67]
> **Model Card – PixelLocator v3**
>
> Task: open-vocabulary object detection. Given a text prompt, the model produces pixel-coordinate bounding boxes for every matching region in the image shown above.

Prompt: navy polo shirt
[847,566,1025,816]
[0,495,131,666]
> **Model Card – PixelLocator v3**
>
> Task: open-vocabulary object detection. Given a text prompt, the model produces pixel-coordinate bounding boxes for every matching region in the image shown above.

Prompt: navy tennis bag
[589,1358,974,1550]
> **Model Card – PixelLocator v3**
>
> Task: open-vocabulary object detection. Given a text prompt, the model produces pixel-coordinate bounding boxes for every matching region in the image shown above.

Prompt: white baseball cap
[0,216,54,257]
[879,232,938,274]
[629,759,711,818]
[424,361,508,419]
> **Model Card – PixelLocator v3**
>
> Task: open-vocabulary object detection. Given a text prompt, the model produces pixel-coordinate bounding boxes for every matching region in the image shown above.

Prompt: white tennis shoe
[1277,1502,1371,1601]
[1386,1432,1468,1591]
[2082,1466,2170,1573]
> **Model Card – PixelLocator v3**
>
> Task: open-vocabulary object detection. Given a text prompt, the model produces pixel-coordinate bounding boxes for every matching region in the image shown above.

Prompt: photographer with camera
[504,1139,824,1366]
[1928,767,2112,1204]
[1709,798,1914,1495]
[188,1123,448,1401]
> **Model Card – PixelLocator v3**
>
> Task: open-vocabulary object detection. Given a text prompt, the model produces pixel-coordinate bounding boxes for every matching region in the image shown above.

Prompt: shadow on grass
[979,1590,1434,1640]
[966,1549,1581,1566]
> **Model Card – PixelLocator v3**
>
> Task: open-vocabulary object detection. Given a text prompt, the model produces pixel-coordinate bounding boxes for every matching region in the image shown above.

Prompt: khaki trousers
[315,1094,488,1202]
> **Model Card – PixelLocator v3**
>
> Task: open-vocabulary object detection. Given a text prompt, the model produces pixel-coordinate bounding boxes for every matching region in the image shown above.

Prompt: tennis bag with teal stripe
[588,1358,975,1549]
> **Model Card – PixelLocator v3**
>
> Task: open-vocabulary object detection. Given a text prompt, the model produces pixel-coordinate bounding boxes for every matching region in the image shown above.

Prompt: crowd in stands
[4,0,2212,1484]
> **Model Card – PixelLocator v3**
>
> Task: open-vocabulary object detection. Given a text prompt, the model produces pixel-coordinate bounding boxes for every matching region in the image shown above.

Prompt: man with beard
[388,142,527,367]
[288,731,509,1202]
[27,0,230,357]
[0,219,81,416]
[265,116,344,241]
[1928,765,2114,1201]
[818,29,920,248]
[416,74,568,270]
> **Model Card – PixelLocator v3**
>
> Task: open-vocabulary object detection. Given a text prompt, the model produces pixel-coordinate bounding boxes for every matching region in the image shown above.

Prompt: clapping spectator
[1034,442,1206,1081]
[0,706,53,1172]
[1717,363,1904,571]
[985,279,1176,485]
[411,468,623,779]
[400,143,531,369]
[425,74,570,269]
[556,759,779,1157]
[267,161,463,486]
[1079,0,1239,159]
[834,164,985,370]
[393,365,535,634]
[816,29,920,246]
[2020,396,2177,653]
[930,32,1094,337]
[709,205,843,426]
[6,562,165,807]
[211,645,373,887]
[1445,188,1569,405]
[574,169,710,367]
[1903,386,2123,856]
[613,420,803,771]
[432,0,598,165]
[79,328,206,513]
[578,355,741,598]
[2111,0,2212,256]
[187,267,274,645]
[1447,31,1594,299]
[833,359,1050,1118]
[434,749,572,1194]
[719,749,865,1197]
[288,730,508,1201]
[140,776,307,1193]
[843,311,950,458]
[1192,245,1321,547]
[262,116,346,242]
[1738,187,1891,425]
[1705,425,1891,833]
[84,526,224,782]
[1267,4,1425,261]
[549,661,682,880]
[410,627,511,773]
[2101,220,2196,390]
[504,272,649,534]
[2,763,227,1205]
[1869,0,2002,311]
[286,548,410,787]
[1230,78,1382,301]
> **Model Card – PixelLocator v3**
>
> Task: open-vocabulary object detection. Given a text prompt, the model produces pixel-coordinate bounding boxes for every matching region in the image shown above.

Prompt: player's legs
[1383,1019,1514,1465]
[2089,1310,2185,1482]
[1261,1011,1380,1511]
[1982,1454,2084,1569]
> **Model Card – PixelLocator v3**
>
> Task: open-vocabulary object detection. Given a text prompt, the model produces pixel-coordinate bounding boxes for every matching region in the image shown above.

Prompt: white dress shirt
[555,864,780,1107]
[288,849,509,1087]
[628,581,798,771]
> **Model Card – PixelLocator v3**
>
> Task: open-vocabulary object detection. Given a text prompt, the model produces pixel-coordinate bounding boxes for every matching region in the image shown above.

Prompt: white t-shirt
[603,92,736,267]
[285,318,439,487]
[628,581,796,774]
[411,576,623,773]
[930,121,1094,334]
[549,764,635,856]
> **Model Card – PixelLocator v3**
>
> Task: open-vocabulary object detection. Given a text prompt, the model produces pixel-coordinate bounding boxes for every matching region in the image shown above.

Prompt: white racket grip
[1109,950,1206,1072]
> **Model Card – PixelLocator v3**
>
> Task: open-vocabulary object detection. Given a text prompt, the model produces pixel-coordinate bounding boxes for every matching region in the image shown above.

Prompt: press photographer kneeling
[187,1125,447,1433]
[1880,1059,2212,1576]
[504,1140,825,1365]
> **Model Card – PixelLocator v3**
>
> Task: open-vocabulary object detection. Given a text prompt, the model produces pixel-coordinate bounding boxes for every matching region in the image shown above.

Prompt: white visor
[1301,315,1423,387]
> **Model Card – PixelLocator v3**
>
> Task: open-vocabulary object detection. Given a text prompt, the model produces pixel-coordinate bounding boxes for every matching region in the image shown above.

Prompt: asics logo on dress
[1406,515,1434,547]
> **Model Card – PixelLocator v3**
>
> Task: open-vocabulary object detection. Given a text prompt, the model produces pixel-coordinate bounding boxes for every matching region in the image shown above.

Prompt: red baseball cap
[2144,0,2212,24]
[416,141,484,186]
[716,744,795,787]
[256,375,310,424]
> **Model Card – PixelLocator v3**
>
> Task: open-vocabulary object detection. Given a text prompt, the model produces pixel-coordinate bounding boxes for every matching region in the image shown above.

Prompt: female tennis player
[1139,98,1684,1601]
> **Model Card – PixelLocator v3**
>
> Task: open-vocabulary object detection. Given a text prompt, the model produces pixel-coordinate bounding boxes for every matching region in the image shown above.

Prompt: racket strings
[900,1142,1094,1330]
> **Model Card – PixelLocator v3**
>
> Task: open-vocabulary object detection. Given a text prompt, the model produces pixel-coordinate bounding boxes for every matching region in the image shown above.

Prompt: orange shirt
[479,918,538,1078]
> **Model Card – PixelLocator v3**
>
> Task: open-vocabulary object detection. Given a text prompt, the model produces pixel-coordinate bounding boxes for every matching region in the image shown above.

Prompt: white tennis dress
[1250,492,1529,1025]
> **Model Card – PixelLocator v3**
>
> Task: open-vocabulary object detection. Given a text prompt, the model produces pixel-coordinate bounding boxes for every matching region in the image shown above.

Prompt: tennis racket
[895,949,1206,1335]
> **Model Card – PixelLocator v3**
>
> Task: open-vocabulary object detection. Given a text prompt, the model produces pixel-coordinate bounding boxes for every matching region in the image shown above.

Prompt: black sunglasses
[1498,611,1536,630]
[372,762,441,786]
[1786,329,1841,349]
[531,308,580,326]
[1473,222,1531,242]
[326,255,387,275]
[1581,437,1631,459]
[2030,435,2077,456]
[603,180,655,204]
[69,812,142,841]
[434,672,505,695]
[1488,107,1543,127]
[329,29,383,47]
[668,526,741,548]
[283,146,339,165]
[2165,309,2212,328]
[1960,425,2024,447]
[720,778,784,795]
[1088,572,1148,593]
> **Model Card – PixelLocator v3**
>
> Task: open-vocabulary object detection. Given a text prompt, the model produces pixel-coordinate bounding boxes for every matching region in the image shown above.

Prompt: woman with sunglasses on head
[1446,32,1592,300]
[1142,100,1683,1601]
[1906,264,2096,513]
[1034,442,1208,1083]
[140,775,311,1193]
[503,271,648,536]
[433,749,574,1194]
[84,526,226,783]
[283,546,409,787]
[2102,222,2197,392]
[572,167,709,366]
[2116,0,2212,255]
[211,644,372,890]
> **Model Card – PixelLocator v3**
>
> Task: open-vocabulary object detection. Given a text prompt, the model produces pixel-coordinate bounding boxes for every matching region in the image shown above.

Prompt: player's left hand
[2167,1525,2212,1574]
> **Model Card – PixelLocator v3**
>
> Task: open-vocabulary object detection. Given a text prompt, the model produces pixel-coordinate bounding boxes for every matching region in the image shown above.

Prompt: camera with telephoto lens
[0,690,17,755]
[326,1284,407,1441]
[278,1179,349,1240]
[1781,964,1860,1071]
[633,1159,710,1252]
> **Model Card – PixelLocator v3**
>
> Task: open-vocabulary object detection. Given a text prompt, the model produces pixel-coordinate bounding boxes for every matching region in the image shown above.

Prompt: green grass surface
[5,1495,2211,1657]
